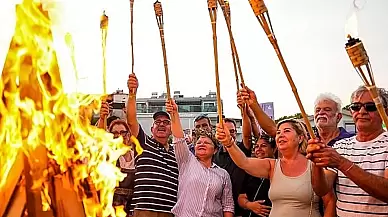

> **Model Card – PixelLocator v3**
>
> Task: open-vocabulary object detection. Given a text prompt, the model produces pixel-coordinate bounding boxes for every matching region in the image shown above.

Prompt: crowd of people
[96,73,388,217]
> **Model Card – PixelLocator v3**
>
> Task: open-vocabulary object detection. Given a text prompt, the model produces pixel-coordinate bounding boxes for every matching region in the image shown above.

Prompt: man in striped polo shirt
[126,74,178,217]
[308,86,388,217]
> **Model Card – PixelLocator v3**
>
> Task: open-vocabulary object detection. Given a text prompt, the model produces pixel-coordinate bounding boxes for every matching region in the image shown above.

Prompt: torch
[219,0,245,89]
[100,10,109,129]
[218,0,246,114]
[154,1,172,100]
[208,0,224,124]
[130,0,135,75]
[345,35,388,127]
[65,33,79,93]
[248,0,315,138]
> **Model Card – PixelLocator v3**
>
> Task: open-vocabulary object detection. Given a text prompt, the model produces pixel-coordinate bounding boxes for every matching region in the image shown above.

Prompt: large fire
[0,0,137,216]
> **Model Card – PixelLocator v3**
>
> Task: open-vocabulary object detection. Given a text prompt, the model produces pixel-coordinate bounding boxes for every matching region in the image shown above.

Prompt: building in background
[93,90,244,139]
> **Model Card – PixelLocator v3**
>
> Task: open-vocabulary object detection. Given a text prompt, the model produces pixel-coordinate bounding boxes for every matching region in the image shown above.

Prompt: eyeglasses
[350,102,377,112]
[154,120,171,126]
[112,130,128,138]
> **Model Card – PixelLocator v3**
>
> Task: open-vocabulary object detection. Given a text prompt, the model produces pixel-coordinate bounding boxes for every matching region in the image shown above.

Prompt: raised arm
[237,93,253,151]
[166,99,190,165]
[247,108,261,139]
[216,123,272,179]
[126,74,139,137]
[96,100,110,130]
[239,87,277,137]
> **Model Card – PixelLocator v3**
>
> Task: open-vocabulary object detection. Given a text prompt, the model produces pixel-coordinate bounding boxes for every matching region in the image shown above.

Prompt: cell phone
[111,102,125,109]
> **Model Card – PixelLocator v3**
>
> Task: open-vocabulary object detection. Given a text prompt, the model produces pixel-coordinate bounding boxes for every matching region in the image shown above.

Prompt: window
[203,102,216,112]
[136,103,147,113]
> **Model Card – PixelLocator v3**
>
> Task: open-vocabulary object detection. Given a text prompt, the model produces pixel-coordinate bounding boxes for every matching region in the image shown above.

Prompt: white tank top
[268,159,321,217]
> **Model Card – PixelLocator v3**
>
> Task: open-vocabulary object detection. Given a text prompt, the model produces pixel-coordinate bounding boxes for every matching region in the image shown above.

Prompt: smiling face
[351,91,383,132]
[314,99,341,129]
[151,116,172,139]
[275,122,304,154]
[194,136,217,160]
[254,138,275,159]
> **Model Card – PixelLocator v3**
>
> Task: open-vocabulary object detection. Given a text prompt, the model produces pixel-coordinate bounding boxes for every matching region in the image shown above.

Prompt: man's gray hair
[314,92,342,112]
[351,85,388,108]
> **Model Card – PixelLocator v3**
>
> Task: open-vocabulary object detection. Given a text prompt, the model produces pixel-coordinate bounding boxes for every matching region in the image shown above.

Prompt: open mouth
[317,117,327,121]
[197,146,206,151]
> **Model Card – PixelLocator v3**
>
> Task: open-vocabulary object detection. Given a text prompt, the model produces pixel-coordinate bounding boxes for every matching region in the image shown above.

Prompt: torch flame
[345,0,367,39]
[0,0,139,216]
[345,11,359,39]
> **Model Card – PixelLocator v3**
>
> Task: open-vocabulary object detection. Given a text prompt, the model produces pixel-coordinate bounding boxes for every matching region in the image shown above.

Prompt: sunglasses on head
[194,114,208,122]
[350,102,377,112]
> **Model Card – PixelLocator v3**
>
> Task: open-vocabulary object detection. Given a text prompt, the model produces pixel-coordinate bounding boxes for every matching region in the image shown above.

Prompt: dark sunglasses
[350,102,377,112]
[112,130,128,138]
[154,120,171,126]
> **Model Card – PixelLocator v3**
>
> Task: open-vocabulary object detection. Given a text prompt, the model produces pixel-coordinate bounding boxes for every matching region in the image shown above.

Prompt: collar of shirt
[327,127,355,147]
[150,136,173,151]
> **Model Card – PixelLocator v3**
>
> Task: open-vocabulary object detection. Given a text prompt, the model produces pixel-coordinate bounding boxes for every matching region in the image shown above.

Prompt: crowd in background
[96,73,388,217]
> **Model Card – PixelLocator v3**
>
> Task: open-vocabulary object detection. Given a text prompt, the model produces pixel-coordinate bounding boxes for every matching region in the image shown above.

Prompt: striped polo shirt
[130,126,178,213]
[332,132,388,217]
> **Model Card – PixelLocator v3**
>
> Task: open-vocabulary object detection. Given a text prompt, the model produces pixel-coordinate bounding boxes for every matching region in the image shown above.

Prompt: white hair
[351,85,388,108]
[314,93,342,113]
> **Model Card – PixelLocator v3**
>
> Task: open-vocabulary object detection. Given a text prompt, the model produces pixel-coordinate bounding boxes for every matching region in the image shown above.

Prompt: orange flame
[0,0,139,216]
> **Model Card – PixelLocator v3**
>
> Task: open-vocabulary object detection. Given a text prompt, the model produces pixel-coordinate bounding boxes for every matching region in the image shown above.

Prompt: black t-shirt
[240,175,271,217]
[213,141,251,216]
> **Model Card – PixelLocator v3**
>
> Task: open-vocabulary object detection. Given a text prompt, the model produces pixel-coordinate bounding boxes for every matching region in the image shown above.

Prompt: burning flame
[345,0,367,38]
[0,0,140,216]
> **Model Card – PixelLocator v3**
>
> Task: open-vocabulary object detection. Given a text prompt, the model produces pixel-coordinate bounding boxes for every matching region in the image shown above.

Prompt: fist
[99,101,111,118]
[165,99,178,115]
[127,73,138,93]
[239,86,257,106]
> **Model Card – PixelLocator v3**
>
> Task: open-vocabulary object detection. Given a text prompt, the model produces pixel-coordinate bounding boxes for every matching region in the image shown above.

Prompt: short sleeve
[136,124,146,147]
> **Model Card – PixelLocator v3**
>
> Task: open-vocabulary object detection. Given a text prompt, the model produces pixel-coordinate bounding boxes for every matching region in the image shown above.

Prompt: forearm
[126,95,139,136]
[238,194,251,210]
[250,118,261,138]
[312,165,329,197]
[96,118,105,129]
[223,212,233,217]
[242,109,253,150]
[322,191,336,217]
[249,103,276,137]
[171,113,184,138]
[339,158,388,203]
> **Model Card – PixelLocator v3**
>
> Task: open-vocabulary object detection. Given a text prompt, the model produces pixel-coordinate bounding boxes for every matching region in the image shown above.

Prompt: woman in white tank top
[216,119,321,217]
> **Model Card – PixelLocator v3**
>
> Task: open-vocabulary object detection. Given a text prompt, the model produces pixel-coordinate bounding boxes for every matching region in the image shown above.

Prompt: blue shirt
[327,127,354,147]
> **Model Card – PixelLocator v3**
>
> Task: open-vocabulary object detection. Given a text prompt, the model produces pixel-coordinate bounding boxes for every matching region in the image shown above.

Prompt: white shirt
[331,132,388,217]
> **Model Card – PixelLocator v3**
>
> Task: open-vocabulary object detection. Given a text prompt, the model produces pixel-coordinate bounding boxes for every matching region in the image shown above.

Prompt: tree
[343,104,351,111]
[275,113,303,124]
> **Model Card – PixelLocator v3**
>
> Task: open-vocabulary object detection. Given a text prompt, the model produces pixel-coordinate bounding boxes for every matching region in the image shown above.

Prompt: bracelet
[224,137,235,148]
[345,163,355,172]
